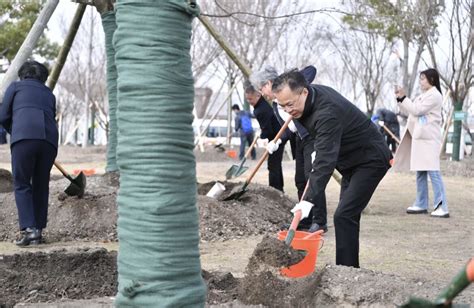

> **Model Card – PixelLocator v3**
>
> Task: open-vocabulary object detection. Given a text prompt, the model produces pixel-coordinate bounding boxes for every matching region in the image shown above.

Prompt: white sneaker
[431,207,449,218]
[406,205,428,214]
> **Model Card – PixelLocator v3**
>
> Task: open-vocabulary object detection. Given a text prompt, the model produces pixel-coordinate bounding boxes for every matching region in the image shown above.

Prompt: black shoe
[308,223,328,233]
[15,228,42,247]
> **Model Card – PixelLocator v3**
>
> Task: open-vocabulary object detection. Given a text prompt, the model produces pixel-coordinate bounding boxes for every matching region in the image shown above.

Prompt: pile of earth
[3,248,471,307]
[0,177,294,243]
[0,168,13,193]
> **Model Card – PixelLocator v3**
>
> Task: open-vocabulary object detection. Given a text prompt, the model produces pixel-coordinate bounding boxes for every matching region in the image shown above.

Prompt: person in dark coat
[273,70,392,268]
[250,65,327,233]
[244,83,285,192]
[375,108,400,152]
[0,60,58,246]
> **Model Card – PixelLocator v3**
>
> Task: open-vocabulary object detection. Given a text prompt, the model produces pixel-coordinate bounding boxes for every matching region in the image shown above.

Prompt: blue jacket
[0,79,58,148]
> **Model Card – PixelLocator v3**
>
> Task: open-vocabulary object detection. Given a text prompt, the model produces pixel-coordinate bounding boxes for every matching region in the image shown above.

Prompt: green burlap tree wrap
[113,0,206,306]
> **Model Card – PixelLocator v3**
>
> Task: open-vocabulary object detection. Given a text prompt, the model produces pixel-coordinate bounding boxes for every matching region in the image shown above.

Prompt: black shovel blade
[64,171,86,198]
[223,183,248,201]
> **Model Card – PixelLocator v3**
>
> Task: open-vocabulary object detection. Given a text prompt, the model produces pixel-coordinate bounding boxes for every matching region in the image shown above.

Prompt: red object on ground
[73,169,95,176]
[227,150,237,159]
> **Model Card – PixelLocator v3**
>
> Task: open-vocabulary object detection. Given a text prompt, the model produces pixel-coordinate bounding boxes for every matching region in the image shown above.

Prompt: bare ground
[0,145,473,307]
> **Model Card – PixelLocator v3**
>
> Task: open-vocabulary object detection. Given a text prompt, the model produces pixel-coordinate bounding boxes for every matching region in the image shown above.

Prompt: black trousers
[335,163,388,267]
[267,139,285,192]
[295,136,327,227]
[239,132,256,160]
[11,140,57,230]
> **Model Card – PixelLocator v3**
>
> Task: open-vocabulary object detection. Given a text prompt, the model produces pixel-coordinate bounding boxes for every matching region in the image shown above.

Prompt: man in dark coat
[375,108,400,152]
[272,70,392,268]
[0,60,58,246]
[250,65,327,233]
[244,84,285,192]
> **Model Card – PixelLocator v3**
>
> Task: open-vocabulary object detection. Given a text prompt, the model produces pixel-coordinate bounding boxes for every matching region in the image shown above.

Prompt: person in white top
[394,68,449,218]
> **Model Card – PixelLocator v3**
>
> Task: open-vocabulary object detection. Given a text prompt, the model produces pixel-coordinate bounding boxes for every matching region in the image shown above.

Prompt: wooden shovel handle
[244,116,293,185]
[53,161,70,178]
[382,125,400,144]
[285,179,311,244]
[243,135,259,159]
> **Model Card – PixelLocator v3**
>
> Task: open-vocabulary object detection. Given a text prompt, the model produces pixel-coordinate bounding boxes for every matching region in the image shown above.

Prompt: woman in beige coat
[393,68,449,218]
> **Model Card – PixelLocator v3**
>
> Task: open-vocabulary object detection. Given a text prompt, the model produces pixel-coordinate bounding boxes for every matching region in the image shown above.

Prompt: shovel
[225,135,259,180]
[285,179,310,245]
[224,116,293,201]
[401,258,474,308]
[379,121,400,144]
[54,161,86,198]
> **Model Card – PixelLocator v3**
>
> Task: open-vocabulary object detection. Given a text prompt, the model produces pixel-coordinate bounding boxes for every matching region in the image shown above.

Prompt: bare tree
[343,0,443,96]
[325,28,393,115]
[54,7,107,145]
[422,0,473,160]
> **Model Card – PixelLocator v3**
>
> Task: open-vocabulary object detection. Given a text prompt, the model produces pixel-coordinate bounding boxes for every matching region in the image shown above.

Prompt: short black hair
[232,104,240,111]
[272,69,307,94]
[18,60,49,83]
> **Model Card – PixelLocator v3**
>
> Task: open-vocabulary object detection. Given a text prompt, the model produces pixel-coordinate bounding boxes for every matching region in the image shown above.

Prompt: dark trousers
[11,140,57,230]
[239,132,256,160]
[334,164,388,267]
[0,129,6,144]
[295,136,327,227]
[267,139,285,192]
[386,135,397,152]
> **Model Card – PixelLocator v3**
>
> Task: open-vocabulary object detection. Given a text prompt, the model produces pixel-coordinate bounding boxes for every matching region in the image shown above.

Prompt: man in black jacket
[272,70,392,268]
[374,108,400,153]
[244,84,285,192]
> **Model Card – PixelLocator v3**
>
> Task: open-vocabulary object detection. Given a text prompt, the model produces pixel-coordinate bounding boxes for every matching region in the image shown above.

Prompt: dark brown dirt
[0,179,294,243]
[0,168,13,193]
[249,235,305,268]
[102,171,120,187]
[0,248,117,307]
[0,175,118,242]
[197,182,294,241]
[2,249,473,307]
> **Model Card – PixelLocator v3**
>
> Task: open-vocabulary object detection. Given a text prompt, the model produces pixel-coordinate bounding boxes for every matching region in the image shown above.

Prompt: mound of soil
[197,181,295,241]
[0,248,117,307]
[0,168,13,193]
[4,249,471,307]
[249,235,305,268]
[0,175,118,243]
[0,179,294,243]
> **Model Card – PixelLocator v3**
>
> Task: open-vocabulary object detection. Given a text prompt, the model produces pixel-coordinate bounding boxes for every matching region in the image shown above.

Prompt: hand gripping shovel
[224,116,293,201]
[54,161,86,198]
[225,135,259,180]
[401,258,474,308]
[285,179,310,245]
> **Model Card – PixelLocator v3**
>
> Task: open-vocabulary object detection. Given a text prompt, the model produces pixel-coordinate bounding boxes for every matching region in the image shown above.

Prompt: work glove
[291,200,314,220]
[266,139,282,154]
[378,120,385,127]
